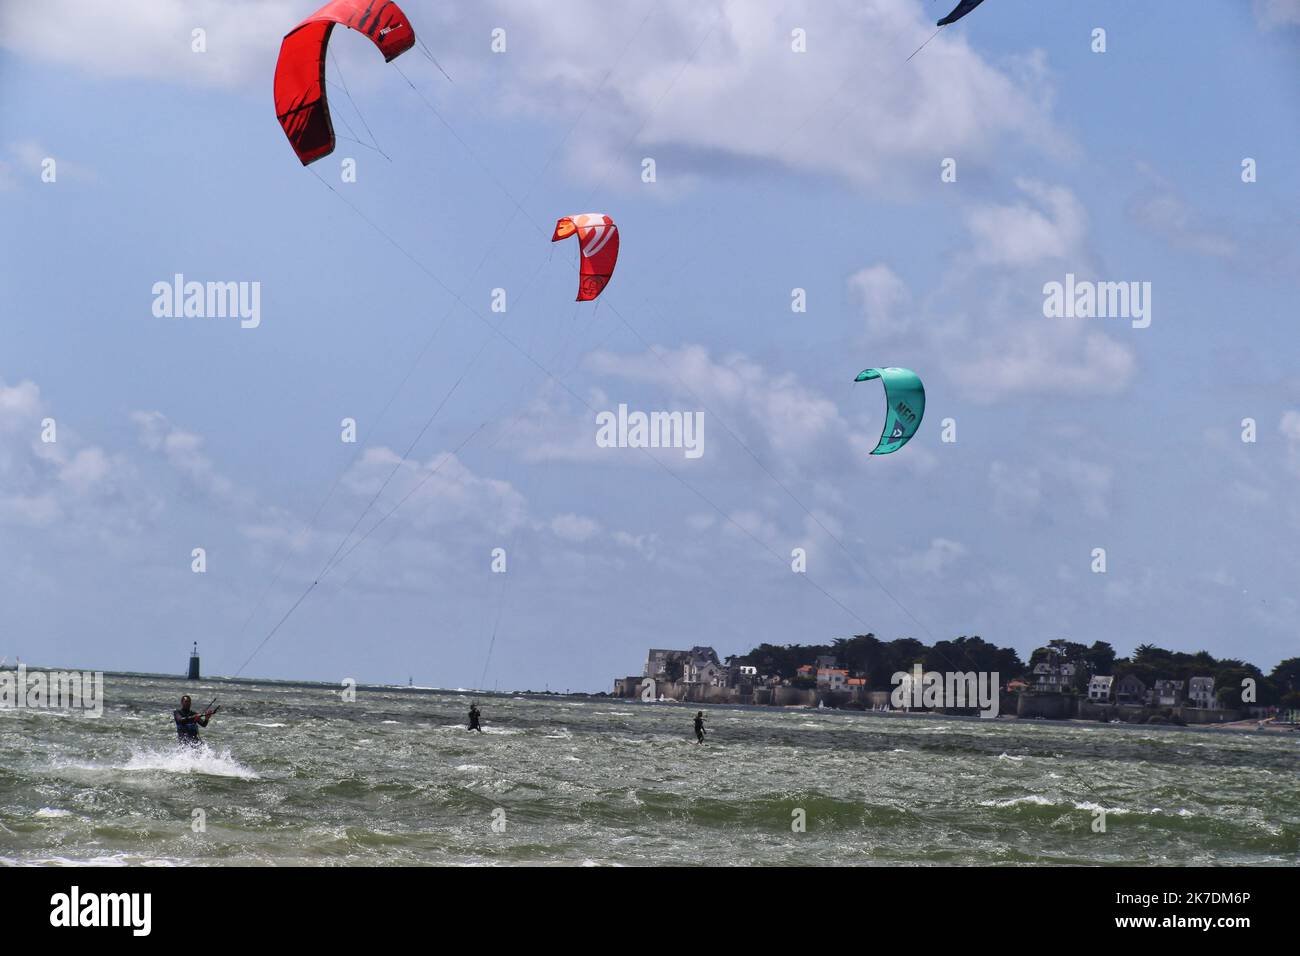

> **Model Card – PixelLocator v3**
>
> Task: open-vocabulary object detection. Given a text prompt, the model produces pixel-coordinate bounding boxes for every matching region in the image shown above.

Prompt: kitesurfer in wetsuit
[468,703,483,733]
[173,694,216,746]
[694,711,706,744]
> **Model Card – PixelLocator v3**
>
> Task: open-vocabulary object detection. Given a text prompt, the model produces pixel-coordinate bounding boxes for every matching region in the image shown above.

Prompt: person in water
[694,711,706,744]
[173,694,216,746]
[468,703,483,733]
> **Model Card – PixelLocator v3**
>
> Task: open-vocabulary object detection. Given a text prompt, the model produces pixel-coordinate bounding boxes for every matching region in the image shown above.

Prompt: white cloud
[342,446,526,536]
[853,178,1138,402]
[1,1,1063,194]
[0,378,145,534]
[0,1,296,88]
[0,378,41,431]
[551,512,601,542]
[584,344,844,460]
[0,492,62,527]
[1254,0,1300,29]
[964,179,1087,268]
[849,264,913,338]
[613,529,659,559]
[58,447,112,495]
[473,0,1065,192]
[131,410,237,503]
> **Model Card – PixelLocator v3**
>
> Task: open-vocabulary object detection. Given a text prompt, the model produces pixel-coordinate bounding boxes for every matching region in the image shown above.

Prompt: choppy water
[2,674,1296,866]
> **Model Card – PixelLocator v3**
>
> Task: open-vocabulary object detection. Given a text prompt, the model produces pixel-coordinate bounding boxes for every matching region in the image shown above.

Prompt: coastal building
[1087,675,1114,702]
[815,654,839,670]
[1153,679,1184,707]
[816,667,848,690]
[796,664,816,681]
[1188,676,1216,709]
[1032,660,1076,693]
[1115,674,1148,705]
[685,651,725,686]
[644,649,688,680]
[645,646,721,683]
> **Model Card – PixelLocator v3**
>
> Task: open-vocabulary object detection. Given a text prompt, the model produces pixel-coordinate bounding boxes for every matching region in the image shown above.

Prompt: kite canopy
[552,214,620,301]
[274,0,416,165]
[938,0,987,26]
[854,367,925,455]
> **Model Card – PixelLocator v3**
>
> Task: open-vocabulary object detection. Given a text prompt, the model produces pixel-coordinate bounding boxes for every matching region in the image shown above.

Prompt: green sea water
[2,674,1296,866]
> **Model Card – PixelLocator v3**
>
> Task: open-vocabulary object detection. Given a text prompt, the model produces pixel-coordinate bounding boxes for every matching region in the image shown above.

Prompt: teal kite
[854,367,925,455]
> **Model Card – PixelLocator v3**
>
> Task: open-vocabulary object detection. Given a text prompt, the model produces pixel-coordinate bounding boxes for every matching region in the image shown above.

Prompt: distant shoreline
[4,665,1294,739]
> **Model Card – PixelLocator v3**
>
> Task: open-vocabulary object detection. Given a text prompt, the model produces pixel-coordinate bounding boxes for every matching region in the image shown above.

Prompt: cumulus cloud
[852,178,1137,402]
[0,378,137,531]
[0,1,296,88]
[1,1,1063,194]
[550,512,601,542]
[964,179,1088,268]
[341,445,526,536]
[509,343,859,487]
[584,344,844,460]
[467,0,1065,192]
[613,529,659,560]
[131,410,237,503]
[849,264,913,338]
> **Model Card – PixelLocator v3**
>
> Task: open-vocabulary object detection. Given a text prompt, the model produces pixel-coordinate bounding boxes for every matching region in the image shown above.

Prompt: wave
[119,745,258,779]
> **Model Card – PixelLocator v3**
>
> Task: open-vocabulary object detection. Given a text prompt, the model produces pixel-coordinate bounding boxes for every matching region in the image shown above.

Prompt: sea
[2,673,1296,866]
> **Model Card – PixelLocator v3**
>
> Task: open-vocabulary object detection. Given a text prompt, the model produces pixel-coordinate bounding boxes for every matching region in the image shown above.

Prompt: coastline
[4,664,1295,740]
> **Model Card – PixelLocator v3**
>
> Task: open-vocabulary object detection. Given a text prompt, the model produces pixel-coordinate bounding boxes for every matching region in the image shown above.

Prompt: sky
[0,0,1297,691]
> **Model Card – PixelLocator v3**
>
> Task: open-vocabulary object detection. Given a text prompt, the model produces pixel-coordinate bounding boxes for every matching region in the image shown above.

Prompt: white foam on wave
[0,853,178,867]
[252,722,287,728]
[980,794,1054,808]
[981,794,1134,815]
[35,807,72,818]
[120,746,258,779]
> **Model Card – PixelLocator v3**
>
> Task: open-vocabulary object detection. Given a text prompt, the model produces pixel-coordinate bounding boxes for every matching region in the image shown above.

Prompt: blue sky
[1,0,1297,690]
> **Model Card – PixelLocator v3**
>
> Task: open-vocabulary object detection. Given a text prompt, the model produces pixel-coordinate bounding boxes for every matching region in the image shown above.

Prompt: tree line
[735,634,1300,708]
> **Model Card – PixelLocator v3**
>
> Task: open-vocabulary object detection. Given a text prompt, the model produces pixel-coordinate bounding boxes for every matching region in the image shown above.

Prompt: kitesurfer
[468,703,483,733]
[173,694,216,746]
[694,711,706,744]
